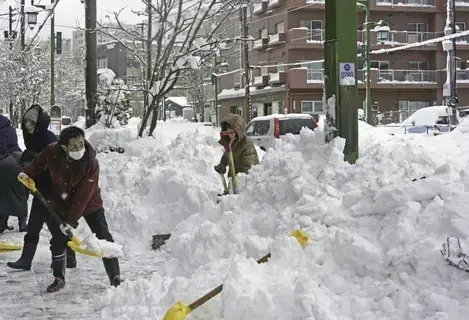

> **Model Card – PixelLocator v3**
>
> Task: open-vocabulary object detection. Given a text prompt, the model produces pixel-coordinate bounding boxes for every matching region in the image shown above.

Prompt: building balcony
[375,69,436,83]
[286,68,442,90]
[253,38,268,50]
[364,30,440,48]
[253,75,269,87]
[253,1,268,15]
[267,0,283,9]
[455,0,469,10]
[373,0,437,12]
[269,71,286,85]
[268,32,285,46]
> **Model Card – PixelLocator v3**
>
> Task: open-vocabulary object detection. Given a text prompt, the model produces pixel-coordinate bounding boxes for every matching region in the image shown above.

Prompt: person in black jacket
[7,105,77,270]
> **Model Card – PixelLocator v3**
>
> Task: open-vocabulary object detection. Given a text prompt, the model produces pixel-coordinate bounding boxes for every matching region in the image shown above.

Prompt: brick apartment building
[217,0,469,124]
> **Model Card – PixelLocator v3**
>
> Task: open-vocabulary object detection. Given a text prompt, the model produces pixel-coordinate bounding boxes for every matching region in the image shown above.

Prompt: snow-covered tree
[0,42,49,125]
[55,45,86,119]
[96,69,132,128]
[101,0,243,136]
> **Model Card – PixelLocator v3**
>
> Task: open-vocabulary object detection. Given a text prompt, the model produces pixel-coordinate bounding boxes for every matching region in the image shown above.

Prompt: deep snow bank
[79,119,226,250]
[94,122,469,319]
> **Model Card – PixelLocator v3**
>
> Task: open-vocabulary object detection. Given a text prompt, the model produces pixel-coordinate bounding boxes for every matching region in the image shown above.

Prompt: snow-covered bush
[96,69,132,128]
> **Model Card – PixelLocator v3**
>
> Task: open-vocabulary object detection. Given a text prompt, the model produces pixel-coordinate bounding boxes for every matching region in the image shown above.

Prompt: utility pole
[444,0,459,126]
[364,0,371,125]
[85,0,97,128]
[240,5,251,124]
[8,6,13,50]
[20,0,25,50]
[146,0,152,115]
[50,0,55,106]
[324,0,359,164]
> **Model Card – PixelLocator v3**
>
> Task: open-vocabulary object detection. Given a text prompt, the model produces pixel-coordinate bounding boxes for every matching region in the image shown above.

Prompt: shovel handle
[227,152,237,194]
[220,173,229,194]
[18,174,37,193]
[187,253,271,311]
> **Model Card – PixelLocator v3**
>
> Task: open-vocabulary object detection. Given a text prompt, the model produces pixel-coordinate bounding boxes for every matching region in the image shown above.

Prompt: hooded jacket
[21,105,57,162]
[23,140,103,223]
[0,115,21,159]
[218,114,259,176]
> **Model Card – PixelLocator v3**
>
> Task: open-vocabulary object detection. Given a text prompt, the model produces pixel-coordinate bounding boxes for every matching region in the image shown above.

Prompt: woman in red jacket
[18,126,120,292]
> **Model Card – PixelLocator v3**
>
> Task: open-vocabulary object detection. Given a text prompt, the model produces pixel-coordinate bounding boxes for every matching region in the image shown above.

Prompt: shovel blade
[67,241,104,258]
[0,242,22,251]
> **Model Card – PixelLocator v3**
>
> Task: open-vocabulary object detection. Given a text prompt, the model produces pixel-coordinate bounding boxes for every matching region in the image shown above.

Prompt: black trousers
[24,197,75,263]
[48,207,114,257]
[24,197,48,244]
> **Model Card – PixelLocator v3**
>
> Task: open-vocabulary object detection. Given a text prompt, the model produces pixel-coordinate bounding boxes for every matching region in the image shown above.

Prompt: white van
[245,113,318,151]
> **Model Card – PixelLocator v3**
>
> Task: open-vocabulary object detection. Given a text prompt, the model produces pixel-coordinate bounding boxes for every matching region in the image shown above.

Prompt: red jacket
[23,141,103,222]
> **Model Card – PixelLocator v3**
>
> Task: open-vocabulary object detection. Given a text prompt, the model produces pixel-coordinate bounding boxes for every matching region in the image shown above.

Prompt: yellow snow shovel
[18,174,104,258]
[162,229,309,320]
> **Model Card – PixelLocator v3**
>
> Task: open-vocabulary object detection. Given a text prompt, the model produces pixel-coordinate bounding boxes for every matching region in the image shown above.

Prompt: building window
[276,64,284,72]
[398,100,430,120]
[300,20,323,42]
[407,23,428,42]
[408,61,428,70]
[97,58,108,69]
[301,61,323,81]
[275,22,284,33]
[370,60,390,69]
[301,101,323,114]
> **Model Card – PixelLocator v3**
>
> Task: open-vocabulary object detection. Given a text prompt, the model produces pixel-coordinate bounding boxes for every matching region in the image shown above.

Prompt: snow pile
[92,120,469,320]
[85,120,223,251]
[79,233,124,258]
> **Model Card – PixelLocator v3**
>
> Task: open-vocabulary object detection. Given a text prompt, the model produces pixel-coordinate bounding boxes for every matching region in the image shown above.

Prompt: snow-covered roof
[166,97,190,107]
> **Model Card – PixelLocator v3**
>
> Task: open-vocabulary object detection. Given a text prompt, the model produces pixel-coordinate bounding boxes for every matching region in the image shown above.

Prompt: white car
[245,114,318,151]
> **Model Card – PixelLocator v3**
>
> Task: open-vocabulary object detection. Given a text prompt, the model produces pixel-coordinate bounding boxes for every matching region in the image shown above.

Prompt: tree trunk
[148,107,159,136]
[138,107,151,137]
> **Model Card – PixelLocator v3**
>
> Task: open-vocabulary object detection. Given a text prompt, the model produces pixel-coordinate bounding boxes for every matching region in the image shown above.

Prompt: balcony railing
[253,39,265,49]
[253,1,267,14]
[456,34,469,43]
[376,70,437,83]
[455,0,469,6]
[369,30,439,45]
[376,0,436,6]
[306,29,324,42]
[457,70,469,81]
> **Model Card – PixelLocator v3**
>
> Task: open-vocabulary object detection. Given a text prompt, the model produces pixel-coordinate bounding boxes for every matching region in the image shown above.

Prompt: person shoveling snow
[11,126,121,293]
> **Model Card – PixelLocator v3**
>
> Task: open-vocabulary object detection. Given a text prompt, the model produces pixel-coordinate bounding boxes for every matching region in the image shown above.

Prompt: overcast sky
[0,0,145,40]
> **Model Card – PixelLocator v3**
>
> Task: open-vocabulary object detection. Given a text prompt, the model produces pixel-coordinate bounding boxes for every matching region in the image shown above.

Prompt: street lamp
[26,10,38,29]
[357,0,385,125]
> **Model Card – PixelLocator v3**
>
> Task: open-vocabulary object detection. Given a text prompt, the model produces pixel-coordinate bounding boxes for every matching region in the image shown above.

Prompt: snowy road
[0,227,165,320]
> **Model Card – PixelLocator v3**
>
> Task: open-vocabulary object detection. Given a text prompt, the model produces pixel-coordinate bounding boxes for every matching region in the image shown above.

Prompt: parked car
[245,114,318,151]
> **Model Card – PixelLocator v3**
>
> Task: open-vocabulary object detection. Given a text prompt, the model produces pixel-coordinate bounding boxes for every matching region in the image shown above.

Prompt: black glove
[214,164,227,174]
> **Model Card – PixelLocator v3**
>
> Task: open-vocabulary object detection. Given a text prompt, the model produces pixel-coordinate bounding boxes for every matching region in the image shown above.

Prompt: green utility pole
[324,0,359,164]
[364,0,372,125]
[50,0,55,106]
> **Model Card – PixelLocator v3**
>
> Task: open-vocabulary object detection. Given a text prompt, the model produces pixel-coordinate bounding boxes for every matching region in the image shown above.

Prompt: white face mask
[68,148,85,160]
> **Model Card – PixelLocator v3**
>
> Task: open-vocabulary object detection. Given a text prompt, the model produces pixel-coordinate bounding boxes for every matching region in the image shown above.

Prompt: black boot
[47,253,66,293]
[103,258,121,287]
[6,241,38,270]
[18,217,27,232]
[66,247,77,268]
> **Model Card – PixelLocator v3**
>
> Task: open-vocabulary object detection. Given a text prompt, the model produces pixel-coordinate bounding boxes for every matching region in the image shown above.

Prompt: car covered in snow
[245,113,318,151]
